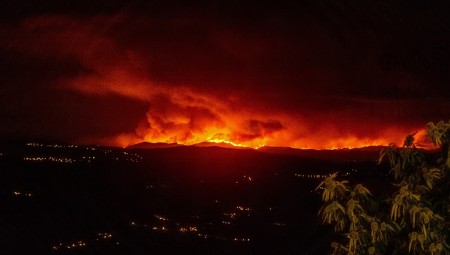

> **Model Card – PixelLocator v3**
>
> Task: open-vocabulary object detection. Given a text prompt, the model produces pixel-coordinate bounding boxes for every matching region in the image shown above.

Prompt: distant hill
[127,141,253,150]
[192,142,251,149]
[126,141,384,162]
[258,146,385,162]
[127,142,183,149]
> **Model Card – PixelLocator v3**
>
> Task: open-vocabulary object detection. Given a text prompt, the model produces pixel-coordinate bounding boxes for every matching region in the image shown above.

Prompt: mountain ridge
[126,142,385,161]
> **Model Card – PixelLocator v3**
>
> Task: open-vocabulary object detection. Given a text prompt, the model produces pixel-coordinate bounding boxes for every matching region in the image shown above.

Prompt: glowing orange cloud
[2,14,420,149]
[117,89,286,149]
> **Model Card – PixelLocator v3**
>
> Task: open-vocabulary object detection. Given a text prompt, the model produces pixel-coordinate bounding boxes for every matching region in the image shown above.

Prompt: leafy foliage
[317,121,450,254]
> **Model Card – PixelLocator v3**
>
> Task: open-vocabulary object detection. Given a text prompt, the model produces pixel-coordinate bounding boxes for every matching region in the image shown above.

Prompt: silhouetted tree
[317,121,450,255]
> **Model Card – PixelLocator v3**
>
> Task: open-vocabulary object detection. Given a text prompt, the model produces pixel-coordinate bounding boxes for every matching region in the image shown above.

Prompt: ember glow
[1,2,449,149]
[110,87,413,149]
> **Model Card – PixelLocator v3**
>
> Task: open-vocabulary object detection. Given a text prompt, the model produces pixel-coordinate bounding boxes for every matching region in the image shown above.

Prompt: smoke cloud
[1,4,449,148]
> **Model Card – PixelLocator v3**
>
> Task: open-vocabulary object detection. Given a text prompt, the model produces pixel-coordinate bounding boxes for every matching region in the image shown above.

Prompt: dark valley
[0,142,389,255]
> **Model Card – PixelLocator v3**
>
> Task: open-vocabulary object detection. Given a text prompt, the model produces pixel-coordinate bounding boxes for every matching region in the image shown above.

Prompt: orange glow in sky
[107,86,413,149]
[1,14,435,150]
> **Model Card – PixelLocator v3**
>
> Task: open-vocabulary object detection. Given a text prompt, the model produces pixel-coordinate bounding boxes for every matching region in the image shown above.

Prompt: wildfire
[108,87,413,150]
[3,13,443,152]
[113,121,411,150]
[206,139,247,148]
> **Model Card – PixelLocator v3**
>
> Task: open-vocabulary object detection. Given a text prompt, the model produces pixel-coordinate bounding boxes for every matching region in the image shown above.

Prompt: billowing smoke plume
[1,11,444,149]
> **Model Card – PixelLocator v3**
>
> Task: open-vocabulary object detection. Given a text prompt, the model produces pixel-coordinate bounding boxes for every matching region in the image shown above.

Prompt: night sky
[1,1,449,149]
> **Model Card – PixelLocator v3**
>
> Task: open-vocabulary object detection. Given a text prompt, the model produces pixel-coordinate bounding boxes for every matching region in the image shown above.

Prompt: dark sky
[1,0,449,148]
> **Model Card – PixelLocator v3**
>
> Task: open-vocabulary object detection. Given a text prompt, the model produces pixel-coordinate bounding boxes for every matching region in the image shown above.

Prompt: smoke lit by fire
[1,13,436,149]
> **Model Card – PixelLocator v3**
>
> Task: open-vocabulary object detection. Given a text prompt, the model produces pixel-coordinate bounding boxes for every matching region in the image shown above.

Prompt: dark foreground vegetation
[318,121,450,255]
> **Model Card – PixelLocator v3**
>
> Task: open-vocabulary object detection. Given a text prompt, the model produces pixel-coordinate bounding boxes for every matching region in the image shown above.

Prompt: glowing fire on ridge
[207,138,247,148]
[107,87,416,150]
[114,121,412,150]
[206,138,265,149]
